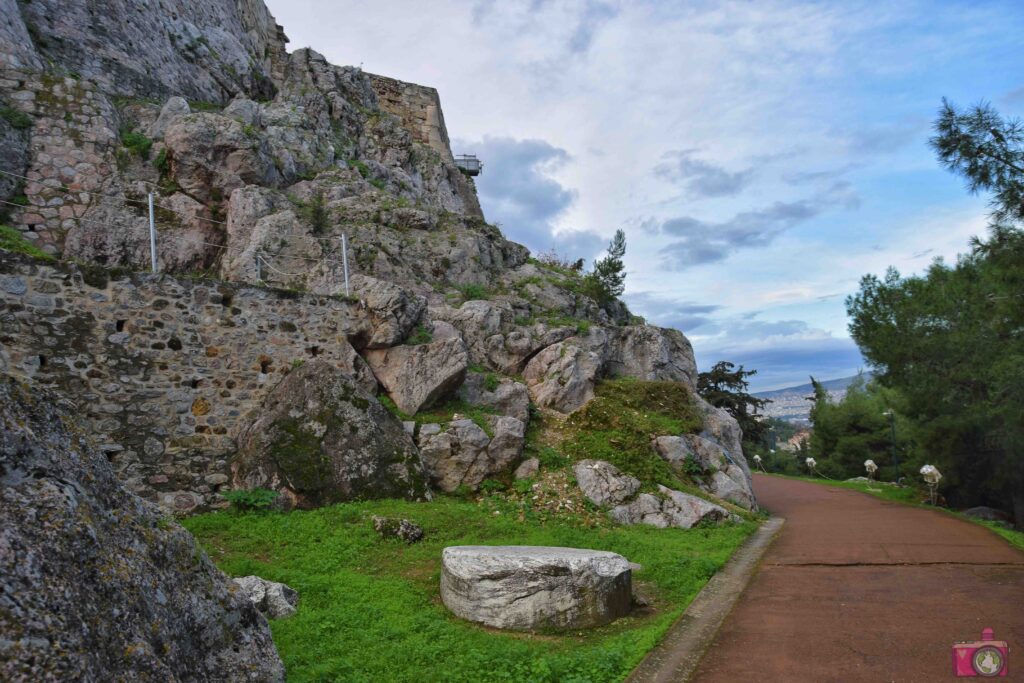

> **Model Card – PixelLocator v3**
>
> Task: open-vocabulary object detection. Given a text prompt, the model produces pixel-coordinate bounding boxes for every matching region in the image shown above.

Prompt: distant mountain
[754,373,874,423]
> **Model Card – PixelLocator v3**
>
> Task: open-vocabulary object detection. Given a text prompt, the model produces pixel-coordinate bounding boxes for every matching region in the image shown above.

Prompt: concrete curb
[625,517,785,683]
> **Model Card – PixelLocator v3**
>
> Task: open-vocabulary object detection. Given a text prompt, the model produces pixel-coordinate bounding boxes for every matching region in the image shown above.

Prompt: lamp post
[882,409,899,477]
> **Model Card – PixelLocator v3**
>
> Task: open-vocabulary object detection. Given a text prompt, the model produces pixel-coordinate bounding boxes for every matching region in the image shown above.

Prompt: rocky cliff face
[0,0,754,513]
[0,378,284,682]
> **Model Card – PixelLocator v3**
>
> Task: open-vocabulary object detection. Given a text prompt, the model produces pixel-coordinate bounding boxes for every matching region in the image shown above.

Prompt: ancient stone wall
[368,73,455,163]
[0,251,372,514]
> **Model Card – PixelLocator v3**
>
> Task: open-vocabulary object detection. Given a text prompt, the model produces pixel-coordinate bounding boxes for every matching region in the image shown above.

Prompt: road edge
[625,516,785,683]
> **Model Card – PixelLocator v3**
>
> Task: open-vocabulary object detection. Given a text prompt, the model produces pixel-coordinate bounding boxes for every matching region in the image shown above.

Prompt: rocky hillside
[0,0,755,518]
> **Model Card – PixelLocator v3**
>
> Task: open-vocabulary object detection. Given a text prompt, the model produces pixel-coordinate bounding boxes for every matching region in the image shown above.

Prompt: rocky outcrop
[440,546,633,632]
[364,337,469,415]
[654,435,756,510]
[233,360,431,508]
[0,377,284,682]
[416,415,525,492]
[609,486,730,529]
[457,373,530,423]
[233,576,299,619]
[523,340,602,413]
[522,324,701,414]
[573,459,641,507]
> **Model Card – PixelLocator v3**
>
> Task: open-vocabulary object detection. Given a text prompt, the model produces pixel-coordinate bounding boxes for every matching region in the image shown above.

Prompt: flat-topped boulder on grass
[440,545,632,632]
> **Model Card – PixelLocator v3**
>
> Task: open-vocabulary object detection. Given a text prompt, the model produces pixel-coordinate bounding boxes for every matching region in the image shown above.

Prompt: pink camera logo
[952,628,1009,677]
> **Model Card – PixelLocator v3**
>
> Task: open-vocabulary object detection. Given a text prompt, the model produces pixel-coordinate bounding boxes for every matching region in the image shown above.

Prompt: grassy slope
[184,497,756,683]
[762,473,1024,551]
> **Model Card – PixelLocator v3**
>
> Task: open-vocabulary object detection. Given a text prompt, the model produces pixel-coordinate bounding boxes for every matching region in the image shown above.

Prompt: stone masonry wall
[368,73,455,164]
[0,251,372,514]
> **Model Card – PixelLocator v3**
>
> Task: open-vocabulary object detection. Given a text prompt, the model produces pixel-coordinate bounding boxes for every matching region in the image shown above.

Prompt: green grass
[183,497,757,682]
[763,473,1024,550]
[0,225,54,261]
[562,379,703,489]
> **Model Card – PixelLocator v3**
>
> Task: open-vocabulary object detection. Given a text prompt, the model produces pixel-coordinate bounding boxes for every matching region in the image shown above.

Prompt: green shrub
[152,148,169,174]
[120,129,153,159]
[456,283,491,301]
[348,158,370,178]
[405,324,433,346]
[222,488,280,512]
[483,373,500,392]
[479,479,505,495]
[0,106,32,130]
[512,477,535,494]
[291,190,328,234]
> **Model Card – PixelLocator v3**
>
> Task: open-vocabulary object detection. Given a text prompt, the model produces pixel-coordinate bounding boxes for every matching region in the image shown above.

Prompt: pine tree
[583,229,627,304]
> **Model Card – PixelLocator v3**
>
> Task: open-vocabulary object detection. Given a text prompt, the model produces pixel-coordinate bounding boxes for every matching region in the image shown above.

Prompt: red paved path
[692,475,1024,682]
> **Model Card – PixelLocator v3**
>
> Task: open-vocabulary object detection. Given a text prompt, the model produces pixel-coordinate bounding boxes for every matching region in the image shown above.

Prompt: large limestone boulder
[654,435,756,510]
[610,486,730,529]
[232,360,431,508]
[457,373,530,423]
[416,415,525,492]
[440,546,633,632]
[573,459,641,507]
[523,340,601,413]
[349,274,426,349]
[0,378,284,682]
[364,337,469,415]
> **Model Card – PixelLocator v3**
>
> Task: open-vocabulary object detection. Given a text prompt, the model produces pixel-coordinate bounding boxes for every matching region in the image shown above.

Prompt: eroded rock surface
[654,435,756,510]
[609,486,730,529]
[416,415,525,492]
[233,360,431,508]
[0,378,284,682]
[440,546,632,631]
[364,337,469,414]
[573,459,641,507]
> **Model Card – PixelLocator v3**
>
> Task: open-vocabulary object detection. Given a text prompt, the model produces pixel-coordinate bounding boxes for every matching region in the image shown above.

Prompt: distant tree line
[831,99,1023,528]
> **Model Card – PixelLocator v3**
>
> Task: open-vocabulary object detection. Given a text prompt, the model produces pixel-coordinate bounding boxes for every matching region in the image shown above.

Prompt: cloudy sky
[267,0,1024,391]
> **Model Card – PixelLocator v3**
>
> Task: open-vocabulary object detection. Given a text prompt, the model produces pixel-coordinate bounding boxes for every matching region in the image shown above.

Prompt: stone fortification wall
[368,73,455,163]
[0,251,372,513]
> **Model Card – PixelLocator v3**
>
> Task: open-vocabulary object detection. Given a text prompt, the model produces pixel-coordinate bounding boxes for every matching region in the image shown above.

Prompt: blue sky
[267,0,1024,390]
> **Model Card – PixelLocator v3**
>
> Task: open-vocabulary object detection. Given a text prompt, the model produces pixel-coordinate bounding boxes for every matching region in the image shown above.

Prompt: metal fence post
[341,234,350,297]
[147,192,157,273]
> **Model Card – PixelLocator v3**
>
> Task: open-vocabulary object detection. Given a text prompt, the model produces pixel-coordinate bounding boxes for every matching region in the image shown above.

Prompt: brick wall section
[0,251,372,513]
